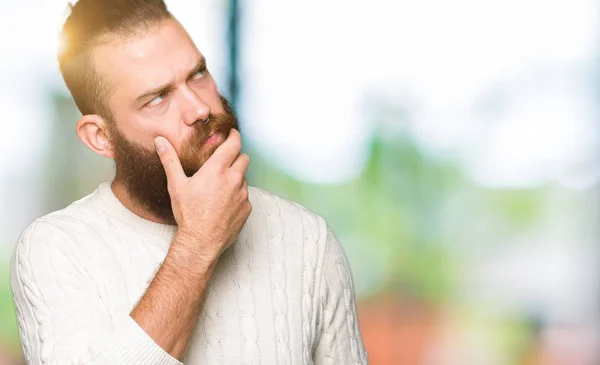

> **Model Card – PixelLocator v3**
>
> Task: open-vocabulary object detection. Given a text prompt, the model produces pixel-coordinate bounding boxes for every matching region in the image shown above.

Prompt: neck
[110,180,176,225]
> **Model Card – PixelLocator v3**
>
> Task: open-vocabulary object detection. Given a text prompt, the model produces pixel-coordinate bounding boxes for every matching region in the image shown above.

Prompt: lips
[203,132,221,146]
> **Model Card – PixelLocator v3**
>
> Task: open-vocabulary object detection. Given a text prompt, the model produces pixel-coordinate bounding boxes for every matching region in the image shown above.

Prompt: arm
[11,221,183,365]
[312,226,368,365]
[130,229,217,359]
[134,129,251,359]
[11,226,225,365]
[11,129,251,364]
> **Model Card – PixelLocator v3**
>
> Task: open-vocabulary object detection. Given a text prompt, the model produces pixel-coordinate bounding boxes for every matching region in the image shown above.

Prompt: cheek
[153,128,189,154]
[110,95,192,150]
[137,109,187,149]
[192,77,224,112]
[208,81,225,112]
[155,121,198,155]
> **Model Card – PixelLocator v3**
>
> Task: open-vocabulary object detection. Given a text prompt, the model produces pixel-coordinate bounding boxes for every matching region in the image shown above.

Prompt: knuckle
[229,171,244,184]
[207,160,224,174]
[214,163,227,176]
[163,157,174,167]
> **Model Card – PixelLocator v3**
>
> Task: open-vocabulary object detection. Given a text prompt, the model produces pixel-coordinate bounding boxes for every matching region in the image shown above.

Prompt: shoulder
[15,183,111,249]
[248,186,316,217]
[11,214,84,275]
[15,193,100,249]
[248,186,326,239]
[10,190,104,278]
[246,186,334,275]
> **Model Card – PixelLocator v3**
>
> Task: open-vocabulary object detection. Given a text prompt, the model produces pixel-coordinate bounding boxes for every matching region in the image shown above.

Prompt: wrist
[170,229,221,273]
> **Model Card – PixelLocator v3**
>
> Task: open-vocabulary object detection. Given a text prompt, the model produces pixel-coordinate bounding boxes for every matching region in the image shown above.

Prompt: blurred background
[1,0,599,364]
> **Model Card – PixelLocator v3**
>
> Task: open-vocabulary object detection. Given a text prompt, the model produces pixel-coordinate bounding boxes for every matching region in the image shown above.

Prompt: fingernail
[154,137,166,154]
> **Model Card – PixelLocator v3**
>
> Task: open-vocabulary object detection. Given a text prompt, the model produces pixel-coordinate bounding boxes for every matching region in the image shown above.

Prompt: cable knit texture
[10,182,368,365]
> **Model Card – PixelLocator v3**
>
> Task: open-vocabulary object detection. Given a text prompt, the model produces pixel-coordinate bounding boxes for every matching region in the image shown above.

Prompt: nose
[181,86,210,126]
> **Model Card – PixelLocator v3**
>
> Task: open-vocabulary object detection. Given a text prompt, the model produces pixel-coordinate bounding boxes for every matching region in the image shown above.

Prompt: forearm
[131,230,218,360]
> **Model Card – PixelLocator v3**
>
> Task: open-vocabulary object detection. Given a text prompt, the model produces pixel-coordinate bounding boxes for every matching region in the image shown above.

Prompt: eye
[147,91,168,107]
[191,67,207,80]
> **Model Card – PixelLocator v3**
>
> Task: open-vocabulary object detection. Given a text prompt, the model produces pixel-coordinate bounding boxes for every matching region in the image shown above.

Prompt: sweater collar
[95,181,178,237]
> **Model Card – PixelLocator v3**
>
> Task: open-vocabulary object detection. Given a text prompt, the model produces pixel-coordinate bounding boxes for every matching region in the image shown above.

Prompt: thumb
[154,136,185,189]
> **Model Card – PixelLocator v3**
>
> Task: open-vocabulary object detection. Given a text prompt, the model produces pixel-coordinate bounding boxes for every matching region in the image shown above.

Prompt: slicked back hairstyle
[58,0,172,122]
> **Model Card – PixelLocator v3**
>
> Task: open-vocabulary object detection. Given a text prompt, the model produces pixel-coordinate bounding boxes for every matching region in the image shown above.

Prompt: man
[9,0,367,364]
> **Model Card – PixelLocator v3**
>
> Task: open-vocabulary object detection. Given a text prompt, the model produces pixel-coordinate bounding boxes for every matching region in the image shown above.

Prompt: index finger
[154,136,186,188]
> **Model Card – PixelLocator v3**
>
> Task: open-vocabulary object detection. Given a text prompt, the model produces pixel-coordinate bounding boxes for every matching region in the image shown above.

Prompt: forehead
[94,19,202,100]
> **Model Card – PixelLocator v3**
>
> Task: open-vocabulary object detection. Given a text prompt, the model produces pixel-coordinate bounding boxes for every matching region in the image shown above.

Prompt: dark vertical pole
[227,0,240,114]
[226,0,252,181]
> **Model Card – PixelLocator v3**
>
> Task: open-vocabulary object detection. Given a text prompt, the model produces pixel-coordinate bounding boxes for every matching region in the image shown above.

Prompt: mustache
[189,112,237,145]
[179,111,239,176]
[184,113,238,153]
[183,95,238,147]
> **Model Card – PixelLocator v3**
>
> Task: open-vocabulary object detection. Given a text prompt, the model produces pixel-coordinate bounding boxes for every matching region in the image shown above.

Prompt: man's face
[94,19,238,223]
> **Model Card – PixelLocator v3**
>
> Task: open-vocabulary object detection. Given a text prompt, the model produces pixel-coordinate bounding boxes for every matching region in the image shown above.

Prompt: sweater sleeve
[9,220,182,365]
[312,226,368,365]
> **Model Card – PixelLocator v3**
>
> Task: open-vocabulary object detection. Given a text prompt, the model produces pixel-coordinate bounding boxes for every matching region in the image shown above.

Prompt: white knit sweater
[10,182,367,365]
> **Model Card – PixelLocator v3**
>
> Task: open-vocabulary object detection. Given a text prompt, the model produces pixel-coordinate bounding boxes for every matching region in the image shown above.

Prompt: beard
[110,95,239,225]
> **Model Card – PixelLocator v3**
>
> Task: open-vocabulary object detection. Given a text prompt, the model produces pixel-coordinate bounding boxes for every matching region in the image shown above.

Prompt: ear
[76,114,115,159]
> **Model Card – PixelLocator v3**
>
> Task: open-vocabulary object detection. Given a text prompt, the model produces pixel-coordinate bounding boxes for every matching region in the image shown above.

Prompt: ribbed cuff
[83,316,183,365]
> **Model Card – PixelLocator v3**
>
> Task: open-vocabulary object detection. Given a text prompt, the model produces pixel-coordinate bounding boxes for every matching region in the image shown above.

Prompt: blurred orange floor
[358,294,441,365]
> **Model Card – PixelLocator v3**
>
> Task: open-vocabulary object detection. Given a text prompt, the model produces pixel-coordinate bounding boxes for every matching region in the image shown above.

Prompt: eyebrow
[134,57,207,104]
